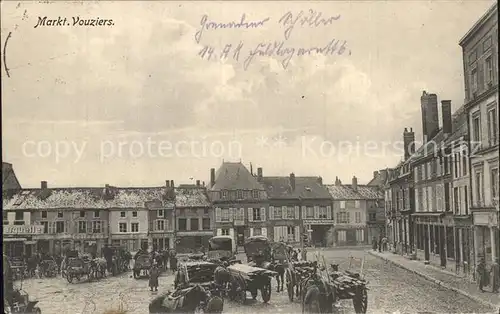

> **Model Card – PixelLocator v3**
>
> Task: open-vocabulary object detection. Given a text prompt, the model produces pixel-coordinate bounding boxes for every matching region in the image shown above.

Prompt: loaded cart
[301,262,369,313]
[226,263,277,304]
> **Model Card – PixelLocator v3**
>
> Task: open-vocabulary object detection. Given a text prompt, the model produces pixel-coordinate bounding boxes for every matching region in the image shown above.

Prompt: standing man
[476,257,488,292]
[102,244,113,274]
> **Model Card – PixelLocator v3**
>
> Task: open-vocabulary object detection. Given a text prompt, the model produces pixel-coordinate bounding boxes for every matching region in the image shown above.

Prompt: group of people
[135,248,179,292]
[372,235,388,252]
[476,257,499,293]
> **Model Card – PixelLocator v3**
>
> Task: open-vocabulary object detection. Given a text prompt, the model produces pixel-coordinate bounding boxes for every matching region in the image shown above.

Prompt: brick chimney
[210,168,215,188]
[352,176,358,191]
[196,180,200,186]
[441,100,452,135]
[290,173,296,191]
[317,176,323,185]
[421,91,439,143]
[170,180,174,187]
[373,171,378,179]
[257,167,263,182]
[403,128,415,160]
[335,176,341,186]
[166,180,170,188]
[41,181,48,189]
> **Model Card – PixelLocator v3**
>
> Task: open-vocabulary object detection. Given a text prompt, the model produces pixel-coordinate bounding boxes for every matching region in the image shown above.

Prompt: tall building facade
[459,2,499,267]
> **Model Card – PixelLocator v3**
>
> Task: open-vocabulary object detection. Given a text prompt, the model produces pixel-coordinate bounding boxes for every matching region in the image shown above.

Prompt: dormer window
[252,190,259,198]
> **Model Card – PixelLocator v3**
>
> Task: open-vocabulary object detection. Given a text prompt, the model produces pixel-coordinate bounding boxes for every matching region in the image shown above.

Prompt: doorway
[311,225,330,247]
[236,226,245,247]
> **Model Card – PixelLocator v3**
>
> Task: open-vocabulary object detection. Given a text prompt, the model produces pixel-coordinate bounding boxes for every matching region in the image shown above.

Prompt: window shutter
[294,226,300,242]
[65,221,70,233]
[295,206,299,219]
[269,206,274,220]
[260,207,266,221]
[250,228,254,237]
[49,222,55,234]
[478,62,484,91]
[326,206,332,220]
[215,207,221,222]
[262,227,267,237]
[282,226,287,241]
[229,228,234,239]
[248,208,253,222]
[274,226,280,242]
[314,206,319,219]
[229,208,234,221]
[301,206,306,219]
[217,228,222,236]
[282,206,287,219]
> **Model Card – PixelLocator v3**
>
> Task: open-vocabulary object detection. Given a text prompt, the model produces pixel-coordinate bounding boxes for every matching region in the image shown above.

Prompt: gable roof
[367,169,391,187]
[175,187,211,207]
[262,176,332,200]
[2,162,21,191]
[210,162,264,190]
[3,187,174,210]
[326,184,383,200]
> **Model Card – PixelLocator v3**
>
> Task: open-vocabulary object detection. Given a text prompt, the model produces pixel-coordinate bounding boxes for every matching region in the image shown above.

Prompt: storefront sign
[303,220,334,225]
[234,220,245,226]
[3,225,44,235]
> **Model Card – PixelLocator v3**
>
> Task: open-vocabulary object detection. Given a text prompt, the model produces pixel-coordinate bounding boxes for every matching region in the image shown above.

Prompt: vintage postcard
[1,1,499,313]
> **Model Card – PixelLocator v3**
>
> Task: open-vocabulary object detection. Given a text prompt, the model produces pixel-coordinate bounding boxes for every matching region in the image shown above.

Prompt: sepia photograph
[1,1,499,313]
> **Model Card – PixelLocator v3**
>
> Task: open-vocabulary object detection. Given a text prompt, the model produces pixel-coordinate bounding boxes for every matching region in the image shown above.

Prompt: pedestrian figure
[301,248,307,261]
[372,236,378,251]
[476,257,489,292]
[169,251,178,273]
[149,263,160,292]
[382,236,388,251]
[378,235,383,253]
[491,258,499,293]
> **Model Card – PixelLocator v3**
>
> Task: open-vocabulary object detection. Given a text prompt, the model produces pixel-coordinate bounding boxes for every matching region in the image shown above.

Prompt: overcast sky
[1,0,495,188]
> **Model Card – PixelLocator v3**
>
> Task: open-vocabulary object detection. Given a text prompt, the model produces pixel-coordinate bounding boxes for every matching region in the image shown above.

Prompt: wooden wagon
[226,263,277,304]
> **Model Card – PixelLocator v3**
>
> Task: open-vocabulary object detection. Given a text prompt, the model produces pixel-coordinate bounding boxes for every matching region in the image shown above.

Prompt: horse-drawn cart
[286,260,317,302]
[301,262,369,313]
[226,263,277,304]
[174,260,218,290]
[40,258,58,278]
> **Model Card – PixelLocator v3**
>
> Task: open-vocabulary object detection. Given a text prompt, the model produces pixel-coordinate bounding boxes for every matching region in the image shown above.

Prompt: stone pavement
[368,250,500,310]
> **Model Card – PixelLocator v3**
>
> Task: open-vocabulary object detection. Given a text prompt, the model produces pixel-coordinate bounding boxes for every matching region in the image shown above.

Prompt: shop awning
[3,238,27,242]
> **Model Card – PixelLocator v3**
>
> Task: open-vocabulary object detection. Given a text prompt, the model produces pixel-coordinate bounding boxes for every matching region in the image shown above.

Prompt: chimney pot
[170,180,174,187]
[202,181,205,187]
[210,168,216,188]
[257,167,263,182]
[317,176,323,185]
[441,100,452,135]
[41,181,48,189]
[373,171,378,179]
[166,180,170,188]
[196,180,200,186]
[290,173,296,191]
[352,176,358,191]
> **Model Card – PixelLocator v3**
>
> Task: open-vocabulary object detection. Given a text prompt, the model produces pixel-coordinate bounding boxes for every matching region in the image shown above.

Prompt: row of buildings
[377,3,499,281]
[2,161,385,257]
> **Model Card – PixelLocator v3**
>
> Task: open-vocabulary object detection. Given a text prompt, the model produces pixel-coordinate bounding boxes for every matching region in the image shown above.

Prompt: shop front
[473,210,498,265]
[110,233,148,253]
[150,232,174,251]
[304,219,334,247]
[176,231,213,253]
[3,224,44,258]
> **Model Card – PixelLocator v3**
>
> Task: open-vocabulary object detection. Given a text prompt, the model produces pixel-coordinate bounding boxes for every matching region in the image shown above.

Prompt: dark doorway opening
[311,225,329,247]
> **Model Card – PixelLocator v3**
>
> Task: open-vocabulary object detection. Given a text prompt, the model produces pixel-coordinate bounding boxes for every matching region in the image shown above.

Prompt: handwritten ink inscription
[196,10,349,70]
[34,16,114,28]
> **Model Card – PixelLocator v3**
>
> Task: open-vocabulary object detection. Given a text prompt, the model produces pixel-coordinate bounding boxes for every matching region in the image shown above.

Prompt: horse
[93,257,107,278]
[149,284,218,313]
[213,264,231,297]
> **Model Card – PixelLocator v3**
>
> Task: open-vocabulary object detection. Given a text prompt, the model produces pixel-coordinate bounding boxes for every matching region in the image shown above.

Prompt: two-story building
[208,162,268,251]
[459,2,499,267]
[108,186,170,252]
[327,176,379,247]
[175,182,213,253]
[147,180,175,251]
[4,182,109,257]
[262,174,332,246]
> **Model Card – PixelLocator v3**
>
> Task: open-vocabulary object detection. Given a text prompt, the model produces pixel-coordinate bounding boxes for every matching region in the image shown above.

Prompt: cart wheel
[302,286,321,314]
[287,280,294,302]
[352,288,368,314]
[67,274,73,283]
[31,307,42,314]
[260,280,272,303]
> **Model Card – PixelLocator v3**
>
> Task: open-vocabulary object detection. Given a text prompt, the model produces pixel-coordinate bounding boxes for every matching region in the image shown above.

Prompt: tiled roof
[175,187,211,207]
[211,162,264,190]
[3,187,173,210]
[326,184,383,200]
[262,176,332,199]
